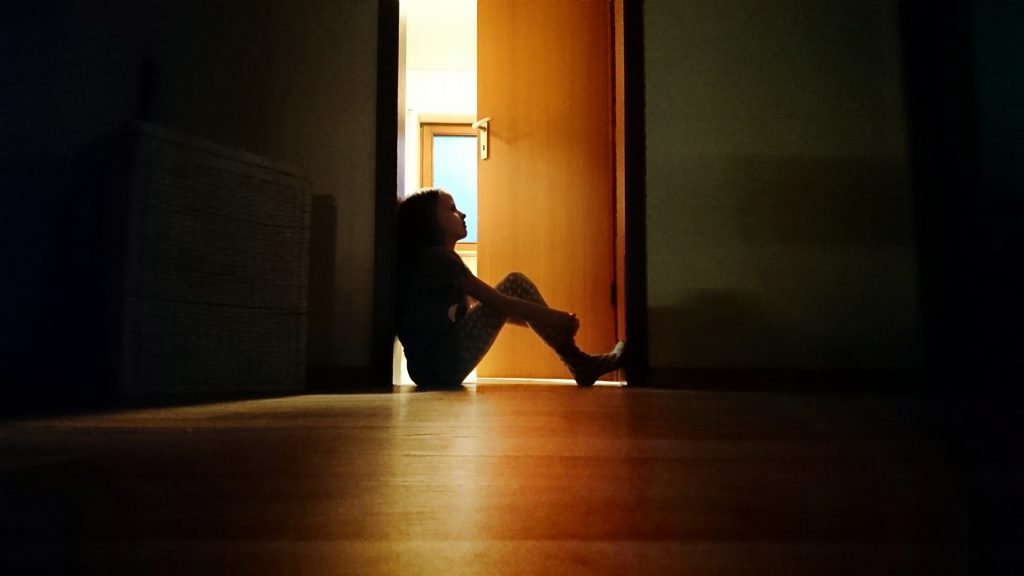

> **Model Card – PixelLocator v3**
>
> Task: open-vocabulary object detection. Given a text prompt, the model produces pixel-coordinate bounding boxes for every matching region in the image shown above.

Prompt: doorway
[393,0,479,385]
[383,0,641,387]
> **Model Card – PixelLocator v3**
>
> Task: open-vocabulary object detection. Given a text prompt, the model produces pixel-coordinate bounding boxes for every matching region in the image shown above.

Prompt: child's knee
[497,271,540,299]
[503,271,528,285]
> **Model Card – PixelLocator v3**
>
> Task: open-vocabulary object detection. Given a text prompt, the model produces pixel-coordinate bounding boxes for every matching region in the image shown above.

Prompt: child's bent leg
[493,272,577,349]
[494,272,624,386]
[448,301,507,383]
[448,272,565,383]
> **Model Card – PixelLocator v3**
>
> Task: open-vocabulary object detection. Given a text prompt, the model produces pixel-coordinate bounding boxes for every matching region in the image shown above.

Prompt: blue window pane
[432,135,477,243]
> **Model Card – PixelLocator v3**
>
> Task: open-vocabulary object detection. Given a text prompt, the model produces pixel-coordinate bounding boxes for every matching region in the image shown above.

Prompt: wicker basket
[115,123,310,394]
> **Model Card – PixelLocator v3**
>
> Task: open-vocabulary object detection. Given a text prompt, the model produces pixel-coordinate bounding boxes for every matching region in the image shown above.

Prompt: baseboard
[645,367,923,394]
[471,377,625,387]
[306,365,382,392]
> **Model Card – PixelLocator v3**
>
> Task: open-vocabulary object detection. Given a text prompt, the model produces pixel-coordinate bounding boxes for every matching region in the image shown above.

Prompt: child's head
[397,188,445,254]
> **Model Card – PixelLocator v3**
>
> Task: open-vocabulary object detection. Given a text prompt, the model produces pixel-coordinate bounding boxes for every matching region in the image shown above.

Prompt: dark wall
[903,0,1024,391]
[967,1,1024,390]
[900,2,1022,568]
[644,0,921,376]
[2,1,144,408]
[1,0,379,410]
[642,0,1022,390]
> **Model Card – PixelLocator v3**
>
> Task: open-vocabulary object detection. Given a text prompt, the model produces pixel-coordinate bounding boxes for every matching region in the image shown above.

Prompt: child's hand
[552,311,579,335]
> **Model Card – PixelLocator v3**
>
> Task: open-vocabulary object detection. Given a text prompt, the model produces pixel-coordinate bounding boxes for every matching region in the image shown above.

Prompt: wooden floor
[1,385,968,575]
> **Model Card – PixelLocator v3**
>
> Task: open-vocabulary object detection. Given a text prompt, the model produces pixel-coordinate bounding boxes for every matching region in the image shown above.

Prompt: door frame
[371,0,648,388]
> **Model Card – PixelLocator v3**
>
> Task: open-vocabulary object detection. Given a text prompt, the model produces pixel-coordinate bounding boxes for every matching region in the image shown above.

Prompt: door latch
[472,117,491,160]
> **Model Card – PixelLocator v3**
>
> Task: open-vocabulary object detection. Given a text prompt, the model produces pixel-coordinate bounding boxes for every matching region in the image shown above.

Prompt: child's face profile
[435,192,468,245]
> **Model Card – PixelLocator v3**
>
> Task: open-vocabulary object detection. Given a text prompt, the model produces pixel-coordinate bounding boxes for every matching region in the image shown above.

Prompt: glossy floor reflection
[1,386,967,574]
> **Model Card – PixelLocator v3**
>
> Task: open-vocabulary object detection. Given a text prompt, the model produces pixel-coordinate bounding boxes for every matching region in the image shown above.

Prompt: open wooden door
[477,0,616,378]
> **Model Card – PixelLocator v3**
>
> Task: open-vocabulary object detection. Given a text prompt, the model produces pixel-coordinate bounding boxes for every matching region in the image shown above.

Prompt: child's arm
[454,273,578,332]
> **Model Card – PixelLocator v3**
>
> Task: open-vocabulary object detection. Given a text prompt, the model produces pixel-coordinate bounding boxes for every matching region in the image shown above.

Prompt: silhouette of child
[396,188,624,389]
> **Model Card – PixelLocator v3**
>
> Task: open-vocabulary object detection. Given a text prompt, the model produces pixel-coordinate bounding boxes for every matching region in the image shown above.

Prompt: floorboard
[0,386,968,574]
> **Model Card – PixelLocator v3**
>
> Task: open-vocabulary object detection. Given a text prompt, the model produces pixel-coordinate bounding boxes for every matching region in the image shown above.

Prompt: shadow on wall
[648,291,795,369]
[649,288,921,374]
[648,152,921,372]
[307,194,337,368]
[663,152,914,247]
[731,154,914,247]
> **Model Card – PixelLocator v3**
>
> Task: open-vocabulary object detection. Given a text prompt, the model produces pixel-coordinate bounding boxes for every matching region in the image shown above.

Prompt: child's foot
[567,341,625,387]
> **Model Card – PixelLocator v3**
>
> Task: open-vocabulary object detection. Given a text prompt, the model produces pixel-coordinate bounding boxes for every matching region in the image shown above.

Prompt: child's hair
[397,188,445,257]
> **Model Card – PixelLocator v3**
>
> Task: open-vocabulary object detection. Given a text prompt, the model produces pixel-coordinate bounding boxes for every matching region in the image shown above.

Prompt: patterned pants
[443,272,575,385]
